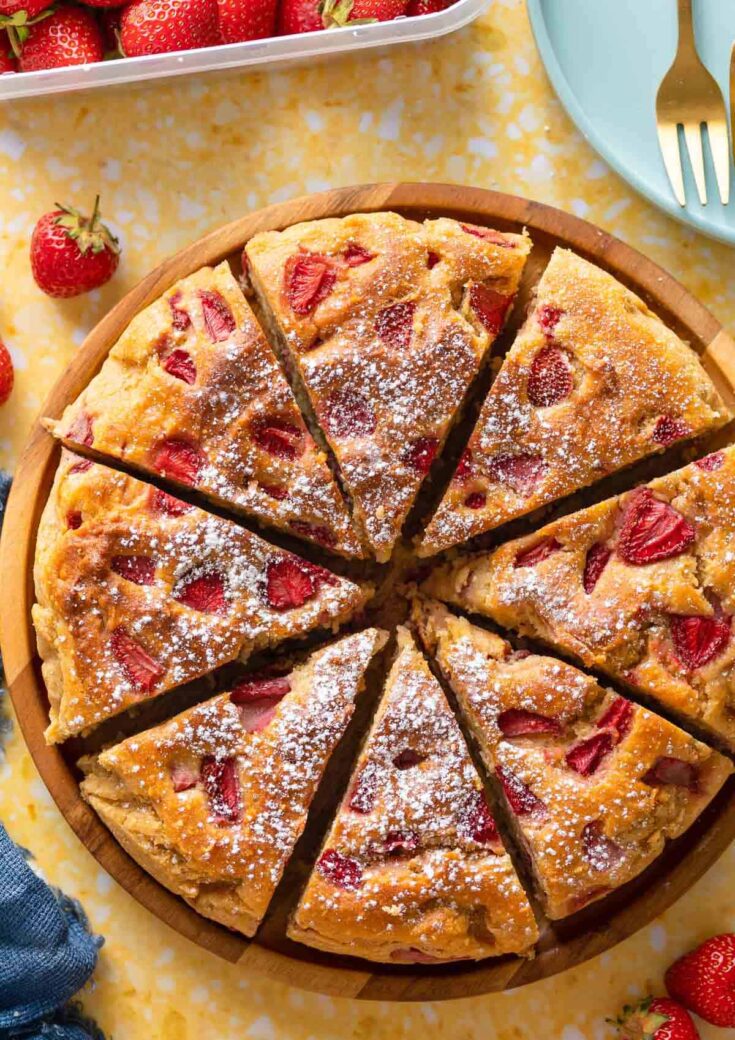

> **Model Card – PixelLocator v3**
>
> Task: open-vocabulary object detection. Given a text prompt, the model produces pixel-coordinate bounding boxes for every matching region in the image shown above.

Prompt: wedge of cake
[49,262,362,557]
[287,626,538,963]
[418,248,730,556]
[414,600,732,918]
[423,446,735,750]
[80,628,387,937]
[33,451,370,743]
[245,212,530,562]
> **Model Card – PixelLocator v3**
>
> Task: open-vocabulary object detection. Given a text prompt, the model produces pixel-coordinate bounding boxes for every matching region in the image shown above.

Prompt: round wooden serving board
[3,182,735,1002]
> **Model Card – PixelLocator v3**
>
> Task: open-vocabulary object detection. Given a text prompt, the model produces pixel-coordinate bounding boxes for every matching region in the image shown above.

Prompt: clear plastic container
[1,0,489,100]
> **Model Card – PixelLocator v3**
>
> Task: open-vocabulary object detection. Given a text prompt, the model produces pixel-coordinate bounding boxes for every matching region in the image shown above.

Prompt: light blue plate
[528,0,735,245]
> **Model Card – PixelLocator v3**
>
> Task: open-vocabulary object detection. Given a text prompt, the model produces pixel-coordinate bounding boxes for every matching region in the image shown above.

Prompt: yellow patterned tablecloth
[1,1,735,1036]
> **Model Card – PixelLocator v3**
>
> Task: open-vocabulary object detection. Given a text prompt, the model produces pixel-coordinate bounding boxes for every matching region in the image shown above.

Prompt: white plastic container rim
[1,0,490,100]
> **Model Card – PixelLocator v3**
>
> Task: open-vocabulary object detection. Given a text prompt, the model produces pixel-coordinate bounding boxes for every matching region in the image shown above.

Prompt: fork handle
[677,0,696,49]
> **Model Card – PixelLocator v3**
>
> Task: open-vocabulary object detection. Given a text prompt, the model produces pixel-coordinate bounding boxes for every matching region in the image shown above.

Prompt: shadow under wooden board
[3,181,735,1001]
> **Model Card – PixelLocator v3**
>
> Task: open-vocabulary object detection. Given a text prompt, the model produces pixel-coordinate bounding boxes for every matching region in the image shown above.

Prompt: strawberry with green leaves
[278,0,405,33]
[19,6,103,70]
[0,0,53,57]
[30,197,120,298]
[613,998,699,1040]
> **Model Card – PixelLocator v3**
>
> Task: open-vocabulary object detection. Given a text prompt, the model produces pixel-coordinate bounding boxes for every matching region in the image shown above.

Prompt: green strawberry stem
[0,7,56,58]
[53,196,120,257]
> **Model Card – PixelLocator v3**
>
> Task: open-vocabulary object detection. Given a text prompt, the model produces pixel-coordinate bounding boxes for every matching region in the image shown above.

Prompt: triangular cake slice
[419,248,730,556]
[33,451,369,743]
[80,628,387,937]
[246,212,530,562]
[287,626,538,963]
[50,262,362,558]
[423,446,735,750]
[415,601,732,919]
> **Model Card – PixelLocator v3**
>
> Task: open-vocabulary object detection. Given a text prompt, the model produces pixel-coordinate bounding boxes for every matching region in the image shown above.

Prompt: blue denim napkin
[0,824,104,1039]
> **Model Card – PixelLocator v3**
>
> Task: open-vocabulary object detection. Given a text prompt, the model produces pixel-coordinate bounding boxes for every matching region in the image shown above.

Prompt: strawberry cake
[288,626,539,962]
[415,601,732,919]
[80,629,387,937]
[418,249,730,557]
[34,450,368,743]
[245,212,530,562]
[422,446,735,750]
[50,262,362,558]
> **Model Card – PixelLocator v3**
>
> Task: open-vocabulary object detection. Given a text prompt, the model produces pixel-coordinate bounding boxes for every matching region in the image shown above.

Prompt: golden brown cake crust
[51,262,362,558]
[288,626,539,963]
[246,212,530,562]
[414,601,732,919]
[419,248,730,556]
[80,629,387,937]
[423,445,735,749]
[34,451,369,743]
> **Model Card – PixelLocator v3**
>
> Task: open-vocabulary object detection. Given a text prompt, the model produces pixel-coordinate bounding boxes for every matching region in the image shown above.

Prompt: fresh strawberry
[583,542,611,593]
[284,251,336,314]
[276,0,321,33]
[217,0,276,41]
[566,731,614,776]
[30,197,119,297]
[317,849,362,889]
[617,489,696,566]
[513,537,561,569]
[669,613,731,670]
[406,0,453,13]
[250,415,304,460]
[321,0,405,23]
[403,436,439,474]
[498,709,561,737]
[0,0,51,16]
[613,996,700,1040]
[199,289,235,341]
[201,755,242,825]
[375,301,415,349]
[323,388,376,438]
[496,765,547,817]
[0,44,15,72]
[175,572,227,614]
[20,7,103,70]
[265,557,318,610]
[120,0,219,56]
[98,8,122,53]
[109,627,164,691]
[469,284,512,337]
[665,934,735,1027]
[488,451,546,496]
[0,340,13,404]
[110,554,156,585]
[527,345,573,407]
[0,1,52,60]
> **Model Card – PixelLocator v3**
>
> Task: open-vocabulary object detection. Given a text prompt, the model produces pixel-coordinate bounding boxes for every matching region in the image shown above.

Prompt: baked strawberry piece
[80,628,387,937]
[50,262,362,558]
[245,212,530,562]
[418,248,730,556]
[415,601,732,918]
[33,451,370,743]
[422,445,735,750]
[288,626,538,962]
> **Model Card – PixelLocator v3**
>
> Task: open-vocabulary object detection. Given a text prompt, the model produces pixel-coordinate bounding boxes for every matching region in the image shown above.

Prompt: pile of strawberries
[614,933,735,1038]
[0,0,452,72]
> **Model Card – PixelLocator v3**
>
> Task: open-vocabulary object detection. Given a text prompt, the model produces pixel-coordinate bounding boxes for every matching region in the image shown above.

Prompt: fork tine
[683,121,708,204]
[707,119,730,205]
[657,122,686,206]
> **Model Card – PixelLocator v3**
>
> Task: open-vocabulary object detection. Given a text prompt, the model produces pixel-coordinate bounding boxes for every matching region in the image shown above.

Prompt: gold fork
[656,0,730,206]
